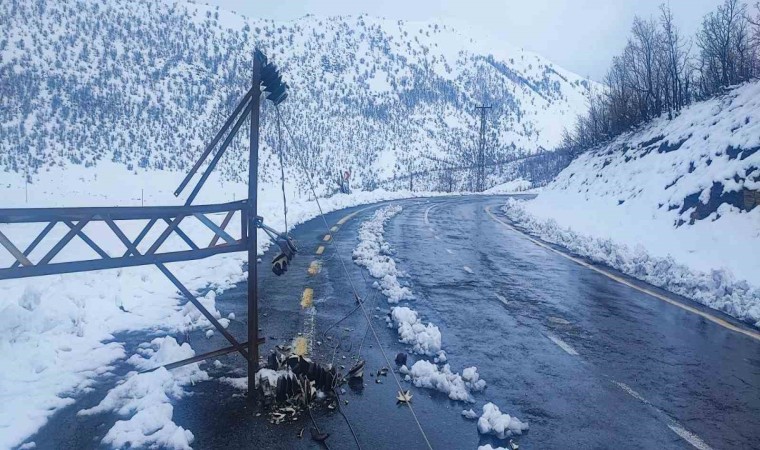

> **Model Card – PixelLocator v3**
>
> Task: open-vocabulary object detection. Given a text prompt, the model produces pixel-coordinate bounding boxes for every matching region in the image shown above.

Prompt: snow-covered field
[505,81,760,327]
[0,165,454,450]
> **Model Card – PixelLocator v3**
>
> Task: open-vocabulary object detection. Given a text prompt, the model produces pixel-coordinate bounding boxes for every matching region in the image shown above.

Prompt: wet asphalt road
[25,195,760,450]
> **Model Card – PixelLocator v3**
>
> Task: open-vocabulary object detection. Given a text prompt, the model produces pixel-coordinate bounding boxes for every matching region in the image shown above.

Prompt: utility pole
[25,152,30,204]
[248,53,263,399]
[475,105,492,192]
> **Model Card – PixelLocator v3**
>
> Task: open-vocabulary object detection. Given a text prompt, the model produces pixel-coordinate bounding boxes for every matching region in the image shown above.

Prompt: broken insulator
[347,359,365,379]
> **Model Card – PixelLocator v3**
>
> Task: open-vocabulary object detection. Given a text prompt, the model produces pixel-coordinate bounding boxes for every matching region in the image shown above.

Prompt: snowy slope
[0,0,594,193]
[507,81,760,326]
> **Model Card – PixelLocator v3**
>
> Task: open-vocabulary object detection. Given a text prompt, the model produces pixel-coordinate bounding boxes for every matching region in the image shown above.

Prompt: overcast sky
[203,0,722,81]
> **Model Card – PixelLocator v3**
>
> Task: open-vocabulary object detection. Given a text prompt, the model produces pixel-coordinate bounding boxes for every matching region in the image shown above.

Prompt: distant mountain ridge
[0,0,595,192]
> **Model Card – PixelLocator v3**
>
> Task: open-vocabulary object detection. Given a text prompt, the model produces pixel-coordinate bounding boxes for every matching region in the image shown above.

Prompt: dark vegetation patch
[665,176,683,190]
[679,180,760,225]
[640,135,664,148]
[657,137,689,154]
[726,145,758,161]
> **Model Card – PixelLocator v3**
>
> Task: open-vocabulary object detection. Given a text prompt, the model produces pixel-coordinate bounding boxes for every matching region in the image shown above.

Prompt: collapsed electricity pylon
[475,105,492,192]
[0,49,290,399]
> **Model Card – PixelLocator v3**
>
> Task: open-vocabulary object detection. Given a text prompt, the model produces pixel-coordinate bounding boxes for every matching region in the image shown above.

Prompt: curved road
[28,195,760,450]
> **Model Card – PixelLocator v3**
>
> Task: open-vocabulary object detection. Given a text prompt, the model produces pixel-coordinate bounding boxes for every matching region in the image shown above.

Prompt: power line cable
[275,106,434,450]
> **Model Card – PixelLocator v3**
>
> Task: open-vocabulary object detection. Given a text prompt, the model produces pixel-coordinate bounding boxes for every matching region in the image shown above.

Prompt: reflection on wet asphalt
[27,196,760,450]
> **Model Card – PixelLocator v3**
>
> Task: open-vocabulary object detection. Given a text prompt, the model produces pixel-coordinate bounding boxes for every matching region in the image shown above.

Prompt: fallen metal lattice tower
[0,50,288,393]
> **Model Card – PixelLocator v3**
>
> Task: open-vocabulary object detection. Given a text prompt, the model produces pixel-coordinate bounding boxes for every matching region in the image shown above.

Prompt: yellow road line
[307,261,321,276]
[484,205,760,343]
[301,287,314,308]
[336,211,360,225]
[293,336,309,356]
[323,234,331,242]
[315,245,325,255]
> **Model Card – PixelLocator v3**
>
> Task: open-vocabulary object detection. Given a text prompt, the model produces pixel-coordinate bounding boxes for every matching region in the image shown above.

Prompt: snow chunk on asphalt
[352,205,413,303]
[79,337,208,449]
[477,402,529,439]
[388,306,442,356]
[462,366,487,391]
[462,408,479,419]
[219,376,248,390]
[401,360,486,402]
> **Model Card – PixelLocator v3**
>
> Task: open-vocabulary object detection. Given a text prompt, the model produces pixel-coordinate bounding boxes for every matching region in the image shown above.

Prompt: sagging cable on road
[275,104,435,450]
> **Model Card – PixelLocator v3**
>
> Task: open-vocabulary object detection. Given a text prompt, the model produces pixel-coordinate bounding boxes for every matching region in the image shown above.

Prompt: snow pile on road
[507,81,760,327]
[353,206,490,405]
[352,205,414,303]
[79,337,208,450]
[400,360,486,402]
[462,408,479,419]
[387,306,442,356]
[477,402,529,439]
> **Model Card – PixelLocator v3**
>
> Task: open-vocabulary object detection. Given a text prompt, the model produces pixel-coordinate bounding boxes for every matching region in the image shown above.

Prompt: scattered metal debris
[348,359,365,379]
[396,390,413,404]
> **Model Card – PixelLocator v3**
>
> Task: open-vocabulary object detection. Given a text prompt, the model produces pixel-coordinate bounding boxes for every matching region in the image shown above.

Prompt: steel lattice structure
[0,50,288,393]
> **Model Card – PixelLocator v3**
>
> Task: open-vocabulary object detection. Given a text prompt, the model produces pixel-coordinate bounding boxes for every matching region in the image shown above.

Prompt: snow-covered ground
[0,165,455,450]
[505,81,760,327]
[78,337,208,450]
[483,179,532,194]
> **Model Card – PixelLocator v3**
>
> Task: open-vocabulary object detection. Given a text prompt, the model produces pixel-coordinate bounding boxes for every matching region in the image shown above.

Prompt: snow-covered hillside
[0,0,593,193]
[506,81,760,326]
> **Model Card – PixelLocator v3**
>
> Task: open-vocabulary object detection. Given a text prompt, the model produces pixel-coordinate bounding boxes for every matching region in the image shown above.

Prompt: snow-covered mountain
[0,0,594,193]
[509,81,760,326]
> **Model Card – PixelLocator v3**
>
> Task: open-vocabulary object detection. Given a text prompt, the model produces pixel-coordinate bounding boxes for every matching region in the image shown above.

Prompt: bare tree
[697,0,751,95]
[660,3,690,114]
[561,0,760,156]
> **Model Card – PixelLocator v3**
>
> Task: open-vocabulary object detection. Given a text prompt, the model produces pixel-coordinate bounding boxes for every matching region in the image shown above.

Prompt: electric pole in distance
[475,105,491,192]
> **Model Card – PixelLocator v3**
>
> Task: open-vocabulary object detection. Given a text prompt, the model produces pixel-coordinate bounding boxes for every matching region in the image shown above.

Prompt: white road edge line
[423,204,436,227]
[667,424,713,450]
[545,333,579,356]
[612,381,650,405]
[445,248,454,254]
[613,381,713,450]
[495,293,508,305]
[484,205,760,343]
[463,265,474,274]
